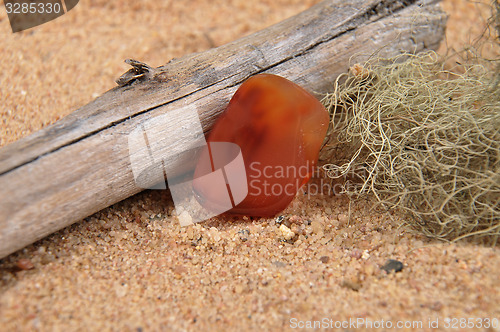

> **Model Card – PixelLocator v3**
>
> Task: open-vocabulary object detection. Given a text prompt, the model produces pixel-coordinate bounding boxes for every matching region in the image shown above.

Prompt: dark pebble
[238,229,250,241]
[381,259,404,273]
[341,279,361,291]
[275,216,285,224]
[319,256,330,263]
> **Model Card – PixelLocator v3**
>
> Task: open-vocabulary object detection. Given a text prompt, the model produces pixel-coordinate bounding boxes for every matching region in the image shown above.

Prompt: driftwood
[0,0,446,259]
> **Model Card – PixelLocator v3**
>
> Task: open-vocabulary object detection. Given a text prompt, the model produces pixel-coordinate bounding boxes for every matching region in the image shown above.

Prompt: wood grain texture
[0,0,446,258]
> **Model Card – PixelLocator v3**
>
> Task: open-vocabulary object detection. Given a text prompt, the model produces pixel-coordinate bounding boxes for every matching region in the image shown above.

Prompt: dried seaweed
[321,50,499,243]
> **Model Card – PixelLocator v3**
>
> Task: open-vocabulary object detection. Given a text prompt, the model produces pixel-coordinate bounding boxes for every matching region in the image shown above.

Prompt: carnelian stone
[193,73,329,216]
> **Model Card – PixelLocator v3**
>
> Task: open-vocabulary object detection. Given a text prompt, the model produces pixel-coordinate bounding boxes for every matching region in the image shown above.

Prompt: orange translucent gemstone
[193,73,329,216]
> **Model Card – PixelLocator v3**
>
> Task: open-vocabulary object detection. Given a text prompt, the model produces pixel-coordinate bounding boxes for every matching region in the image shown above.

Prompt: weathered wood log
[0,0,446,259]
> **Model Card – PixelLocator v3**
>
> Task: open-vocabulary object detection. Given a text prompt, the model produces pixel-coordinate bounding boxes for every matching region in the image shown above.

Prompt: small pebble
[338,214,349,225]
[279,224,295,240]
[238,229,250,242]
[319,256,329,264]
[275,215,285,224]
[341,277,361,291]
[350,249,363,259]
[234,285,244,294]
[209,227,221,242]
[172,265,188,278]
[16,259,34,270]
[178,211,193,226]
[429,301,443,312]
[272,261,287,268]
[381,259,404,273]
[311,221,324,234]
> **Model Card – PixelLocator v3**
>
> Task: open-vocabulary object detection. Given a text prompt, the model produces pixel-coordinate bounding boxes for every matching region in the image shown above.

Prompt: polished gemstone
[193,73,329,216]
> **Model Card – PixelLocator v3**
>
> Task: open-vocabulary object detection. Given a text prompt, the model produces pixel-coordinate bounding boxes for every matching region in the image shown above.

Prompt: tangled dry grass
[321,49,499,243]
